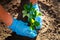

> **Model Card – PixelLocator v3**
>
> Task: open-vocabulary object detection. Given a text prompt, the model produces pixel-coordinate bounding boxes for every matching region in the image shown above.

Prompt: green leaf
[24,4,28,11]
[30,25,35,30]
[34,10,37,16]
[22,10,27,14]
[22,10,27,18]
[31,8,35,11]
[23,13,27,18]
[34,21,40,26]
[30,3,33,9]
[27,14,30,17]
[38,12,42,16]
[28,18,32,23]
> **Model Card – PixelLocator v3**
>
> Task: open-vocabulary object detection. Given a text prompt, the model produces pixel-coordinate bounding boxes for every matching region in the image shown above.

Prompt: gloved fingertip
[29,32,37,38]
[27,30,37,38]
[32,33,37,38]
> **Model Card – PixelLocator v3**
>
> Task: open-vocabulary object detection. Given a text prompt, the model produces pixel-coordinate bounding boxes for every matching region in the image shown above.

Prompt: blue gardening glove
[8,18,37,38]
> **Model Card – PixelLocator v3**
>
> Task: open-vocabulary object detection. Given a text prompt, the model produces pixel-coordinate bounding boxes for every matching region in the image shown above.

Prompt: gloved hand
[8,18,37,38]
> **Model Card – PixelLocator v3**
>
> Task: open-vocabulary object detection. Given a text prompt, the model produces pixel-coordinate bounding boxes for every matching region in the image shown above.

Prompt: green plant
[22,3,42,30]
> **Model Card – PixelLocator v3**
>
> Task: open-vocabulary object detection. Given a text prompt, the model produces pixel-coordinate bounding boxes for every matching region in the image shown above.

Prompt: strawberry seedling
[22,3,42,30]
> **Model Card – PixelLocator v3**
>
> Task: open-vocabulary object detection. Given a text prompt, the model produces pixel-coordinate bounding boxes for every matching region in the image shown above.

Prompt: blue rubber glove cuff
[8,18,37,38]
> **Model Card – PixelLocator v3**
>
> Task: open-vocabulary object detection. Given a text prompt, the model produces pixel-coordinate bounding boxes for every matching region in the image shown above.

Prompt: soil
[0,0,60,40]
